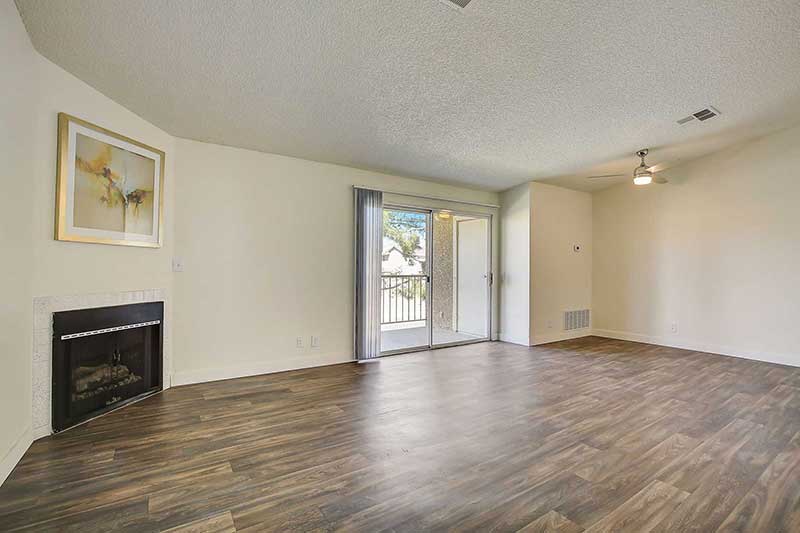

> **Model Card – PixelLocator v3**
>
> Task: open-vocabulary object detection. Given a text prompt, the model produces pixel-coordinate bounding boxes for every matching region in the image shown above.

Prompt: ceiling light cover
[632,149,653,185]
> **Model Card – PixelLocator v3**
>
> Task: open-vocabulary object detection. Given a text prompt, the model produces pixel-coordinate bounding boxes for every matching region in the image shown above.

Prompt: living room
[2,1,799,531]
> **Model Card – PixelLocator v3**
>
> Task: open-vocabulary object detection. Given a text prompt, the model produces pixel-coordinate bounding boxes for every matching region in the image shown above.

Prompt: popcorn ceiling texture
[14,0,800,191]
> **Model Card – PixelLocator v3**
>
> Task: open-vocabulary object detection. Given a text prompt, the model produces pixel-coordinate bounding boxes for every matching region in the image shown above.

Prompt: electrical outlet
[547,319,553,329]
[311,336,320,348]
[670,322,678,334]
[296,337,304,348]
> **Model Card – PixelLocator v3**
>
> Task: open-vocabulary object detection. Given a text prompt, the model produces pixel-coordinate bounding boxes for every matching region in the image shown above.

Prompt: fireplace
[52,302,163,432]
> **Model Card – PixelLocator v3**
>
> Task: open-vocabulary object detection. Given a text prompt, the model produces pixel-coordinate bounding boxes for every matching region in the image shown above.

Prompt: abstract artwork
[55,113,164,247]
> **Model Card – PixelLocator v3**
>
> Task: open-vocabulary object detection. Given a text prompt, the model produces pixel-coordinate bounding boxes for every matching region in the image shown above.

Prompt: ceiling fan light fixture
[632,149,653,185]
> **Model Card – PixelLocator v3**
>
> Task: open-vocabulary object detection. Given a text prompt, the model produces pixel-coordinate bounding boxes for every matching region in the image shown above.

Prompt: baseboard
[531,329,591,346]
[499,333,530,346]
[0,426,32,487]
[171,353,355,387]
[32,425,51,440]
[592,328,800,368]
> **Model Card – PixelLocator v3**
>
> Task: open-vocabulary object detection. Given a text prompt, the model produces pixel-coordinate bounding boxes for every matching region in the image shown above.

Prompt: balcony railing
[381,274,427,325]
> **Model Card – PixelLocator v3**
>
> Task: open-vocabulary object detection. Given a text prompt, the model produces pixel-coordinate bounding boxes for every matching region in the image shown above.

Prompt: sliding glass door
[379,205,490,355]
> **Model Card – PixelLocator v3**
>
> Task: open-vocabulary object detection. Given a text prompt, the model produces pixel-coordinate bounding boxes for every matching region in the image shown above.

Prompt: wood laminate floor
[2,337,800,532]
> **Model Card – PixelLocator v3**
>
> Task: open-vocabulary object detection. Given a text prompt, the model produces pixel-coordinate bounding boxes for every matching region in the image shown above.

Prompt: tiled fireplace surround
[32,289,171,438]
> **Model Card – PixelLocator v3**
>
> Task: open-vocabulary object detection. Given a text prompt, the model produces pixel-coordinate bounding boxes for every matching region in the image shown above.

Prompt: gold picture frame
[55,113,165,248]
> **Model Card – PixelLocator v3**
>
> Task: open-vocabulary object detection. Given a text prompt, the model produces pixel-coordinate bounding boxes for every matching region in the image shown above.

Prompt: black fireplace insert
[52,302,163,432]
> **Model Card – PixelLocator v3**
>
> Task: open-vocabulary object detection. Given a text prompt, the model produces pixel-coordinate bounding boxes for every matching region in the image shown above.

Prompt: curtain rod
[353,185,500,209]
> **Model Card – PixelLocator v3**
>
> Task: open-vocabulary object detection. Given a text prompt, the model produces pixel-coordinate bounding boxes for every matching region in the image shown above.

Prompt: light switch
[172,258,185,272]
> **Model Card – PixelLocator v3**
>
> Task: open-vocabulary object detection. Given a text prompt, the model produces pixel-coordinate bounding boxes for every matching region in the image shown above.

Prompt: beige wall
[593,124,800,366]
[0,0,37,481]
[172,139,499,384]
[499,182,593,346]
[30,55,176,300]
[499,183,531,345]
[530,182,593,344]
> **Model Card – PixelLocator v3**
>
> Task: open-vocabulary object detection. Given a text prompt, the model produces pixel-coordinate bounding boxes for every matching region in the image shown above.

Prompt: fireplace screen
[53,302,163,432]
[68,328,148,407]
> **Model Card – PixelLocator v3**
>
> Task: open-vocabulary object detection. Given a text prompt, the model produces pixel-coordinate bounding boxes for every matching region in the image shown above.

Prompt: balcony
[381,274,427,325]
[380,274,481,352]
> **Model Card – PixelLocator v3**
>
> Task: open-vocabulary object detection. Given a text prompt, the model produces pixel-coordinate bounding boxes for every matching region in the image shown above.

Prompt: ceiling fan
[586,149,668,185]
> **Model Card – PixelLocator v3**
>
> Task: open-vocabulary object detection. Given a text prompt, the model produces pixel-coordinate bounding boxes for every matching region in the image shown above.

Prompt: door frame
[378,203,493,356]
[433,210,492,349]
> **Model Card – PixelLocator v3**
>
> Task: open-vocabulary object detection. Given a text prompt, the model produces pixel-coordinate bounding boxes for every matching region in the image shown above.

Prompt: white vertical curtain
[354,188,383,360]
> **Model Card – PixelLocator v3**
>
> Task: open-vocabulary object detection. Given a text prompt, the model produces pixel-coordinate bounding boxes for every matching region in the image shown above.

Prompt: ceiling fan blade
[654,175,669,184]
[586,174,625,179]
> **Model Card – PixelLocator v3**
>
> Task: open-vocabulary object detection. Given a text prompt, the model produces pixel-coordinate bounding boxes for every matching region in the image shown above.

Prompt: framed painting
[55,113,165,247]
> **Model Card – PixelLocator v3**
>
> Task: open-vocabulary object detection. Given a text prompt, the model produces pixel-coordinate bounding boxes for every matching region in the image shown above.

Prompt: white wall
[172,139,499,385]
[530,182,592,344]
[499,183,531,345]
[0,0,37,484]
[593,124,800,366]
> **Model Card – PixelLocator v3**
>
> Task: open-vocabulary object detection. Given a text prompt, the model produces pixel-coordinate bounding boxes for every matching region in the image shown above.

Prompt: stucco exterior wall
[432,214,454,330]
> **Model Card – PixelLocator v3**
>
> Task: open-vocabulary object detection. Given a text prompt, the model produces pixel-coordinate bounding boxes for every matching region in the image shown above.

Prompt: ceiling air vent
[444,0,473,7]
[677,106,721,125]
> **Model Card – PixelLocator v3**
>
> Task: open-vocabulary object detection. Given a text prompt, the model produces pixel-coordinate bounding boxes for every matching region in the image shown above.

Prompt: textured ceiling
[15,0,800,191]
